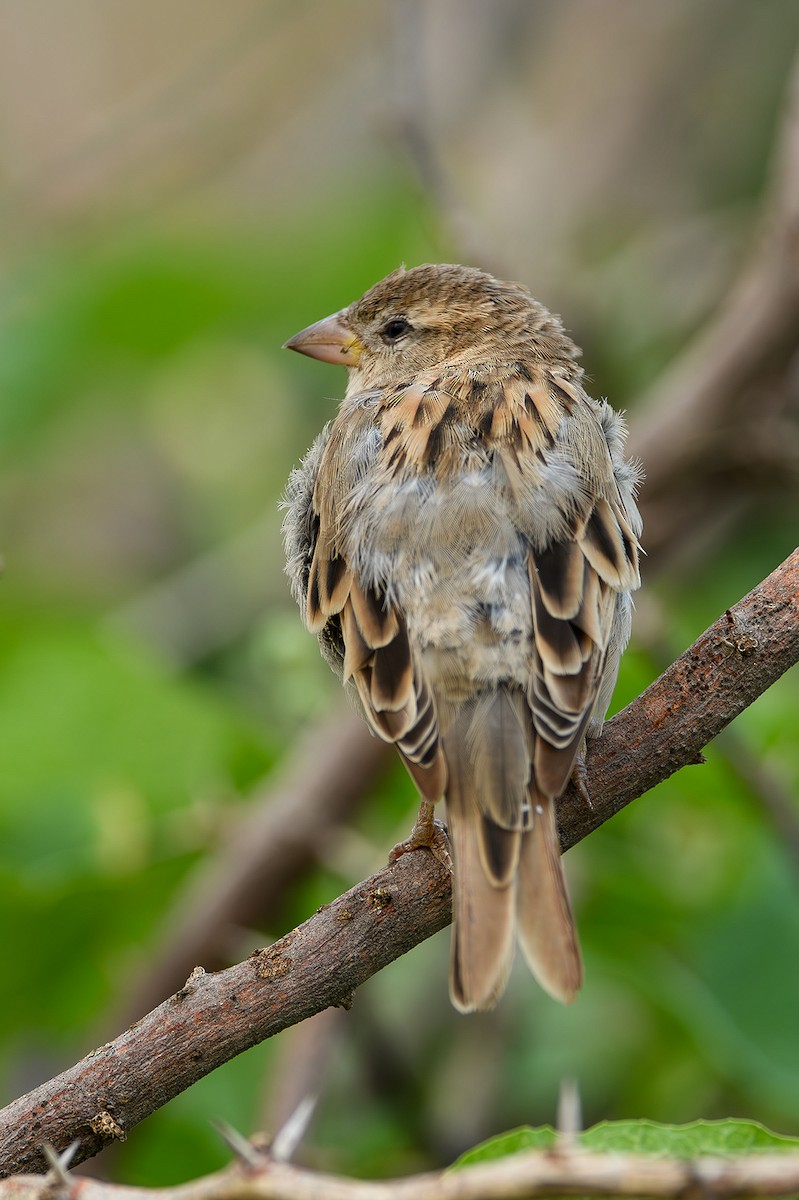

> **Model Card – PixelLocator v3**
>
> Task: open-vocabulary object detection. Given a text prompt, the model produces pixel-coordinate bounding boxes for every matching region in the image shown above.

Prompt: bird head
[284,263,577,391]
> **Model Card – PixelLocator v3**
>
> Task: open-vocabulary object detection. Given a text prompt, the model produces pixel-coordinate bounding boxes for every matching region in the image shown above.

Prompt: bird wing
[299,413,447,805]
[474,365,641,794]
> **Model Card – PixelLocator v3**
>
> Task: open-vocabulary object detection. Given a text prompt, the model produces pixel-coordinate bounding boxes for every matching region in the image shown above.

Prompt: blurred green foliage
[1,5,798,1188]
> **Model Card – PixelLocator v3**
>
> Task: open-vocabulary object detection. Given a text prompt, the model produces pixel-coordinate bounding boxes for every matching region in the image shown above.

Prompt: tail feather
[467,688,529,829]
[516,792,582,1003]
[447,731,517,1013]
[445,688,582,1012]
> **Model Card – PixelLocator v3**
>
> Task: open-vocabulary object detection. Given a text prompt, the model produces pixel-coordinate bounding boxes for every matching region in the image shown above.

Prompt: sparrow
[282,264,642,1012]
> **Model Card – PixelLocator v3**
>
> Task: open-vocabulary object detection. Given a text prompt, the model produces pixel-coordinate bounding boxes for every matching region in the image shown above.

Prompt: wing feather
[580,494,640,591]
[291,423,446,805]
[534,539,585,620]
[349,579,399,647]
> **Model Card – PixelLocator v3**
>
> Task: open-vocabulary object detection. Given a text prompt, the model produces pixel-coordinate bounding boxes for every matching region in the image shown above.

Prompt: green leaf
[452,1119,799,1171]
[582,1118,799,1155]
[451,1125,557,1168]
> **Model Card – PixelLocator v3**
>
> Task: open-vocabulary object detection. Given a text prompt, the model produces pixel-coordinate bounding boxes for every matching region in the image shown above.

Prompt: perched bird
[282,264,642,1012]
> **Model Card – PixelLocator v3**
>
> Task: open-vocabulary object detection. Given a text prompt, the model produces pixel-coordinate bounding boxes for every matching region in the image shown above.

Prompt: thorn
[556,1078,582,1150]
[271,1094,317,1163]
[212,1119,263,1168]
[42,1140,79,1187]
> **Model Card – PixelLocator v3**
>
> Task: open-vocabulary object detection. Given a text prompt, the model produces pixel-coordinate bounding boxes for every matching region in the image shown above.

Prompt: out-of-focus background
[2,0,799,1185]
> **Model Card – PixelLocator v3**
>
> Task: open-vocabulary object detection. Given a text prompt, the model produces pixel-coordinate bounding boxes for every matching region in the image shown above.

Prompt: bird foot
[571,752,594,810]
[389,805,452,874]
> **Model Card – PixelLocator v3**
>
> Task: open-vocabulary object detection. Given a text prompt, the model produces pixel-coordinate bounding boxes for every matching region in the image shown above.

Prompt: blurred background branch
[628,43,799,563]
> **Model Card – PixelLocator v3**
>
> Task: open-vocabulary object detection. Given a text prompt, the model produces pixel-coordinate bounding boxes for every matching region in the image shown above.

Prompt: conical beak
[283,310,362,366]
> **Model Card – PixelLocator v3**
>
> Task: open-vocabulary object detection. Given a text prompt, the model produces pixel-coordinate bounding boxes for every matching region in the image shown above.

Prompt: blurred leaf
[582,1118,799,1155]
[453,1118,799,1169]
[0,616,271,1044]
[451,1125,556,1167]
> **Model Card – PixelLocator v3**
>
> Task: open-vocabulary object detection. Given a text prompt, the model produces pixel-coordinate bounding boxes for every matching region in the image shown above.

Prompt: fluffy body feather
[283,264,642,1011]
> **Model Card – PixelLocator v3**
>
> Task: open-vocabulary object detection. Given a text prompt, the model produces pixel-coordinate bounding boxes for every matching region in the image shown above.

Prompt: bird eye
[381,317,412,342]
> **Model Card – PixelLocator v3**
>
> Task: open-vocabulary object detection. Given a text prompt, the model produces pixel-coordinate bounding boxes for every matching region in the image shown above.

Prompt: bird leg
[389,799,452,873]
[570,751,594,810]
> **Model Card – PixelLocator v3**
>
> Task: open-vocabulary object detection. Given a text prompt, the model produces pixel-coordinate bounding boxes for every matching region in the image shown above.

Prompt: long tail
[445,689,582,1012]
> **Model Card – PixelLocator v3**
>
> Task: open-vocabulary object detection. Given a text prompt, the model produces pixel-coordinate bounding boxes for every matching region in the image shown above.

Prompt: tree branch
[0,548,797,1178]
